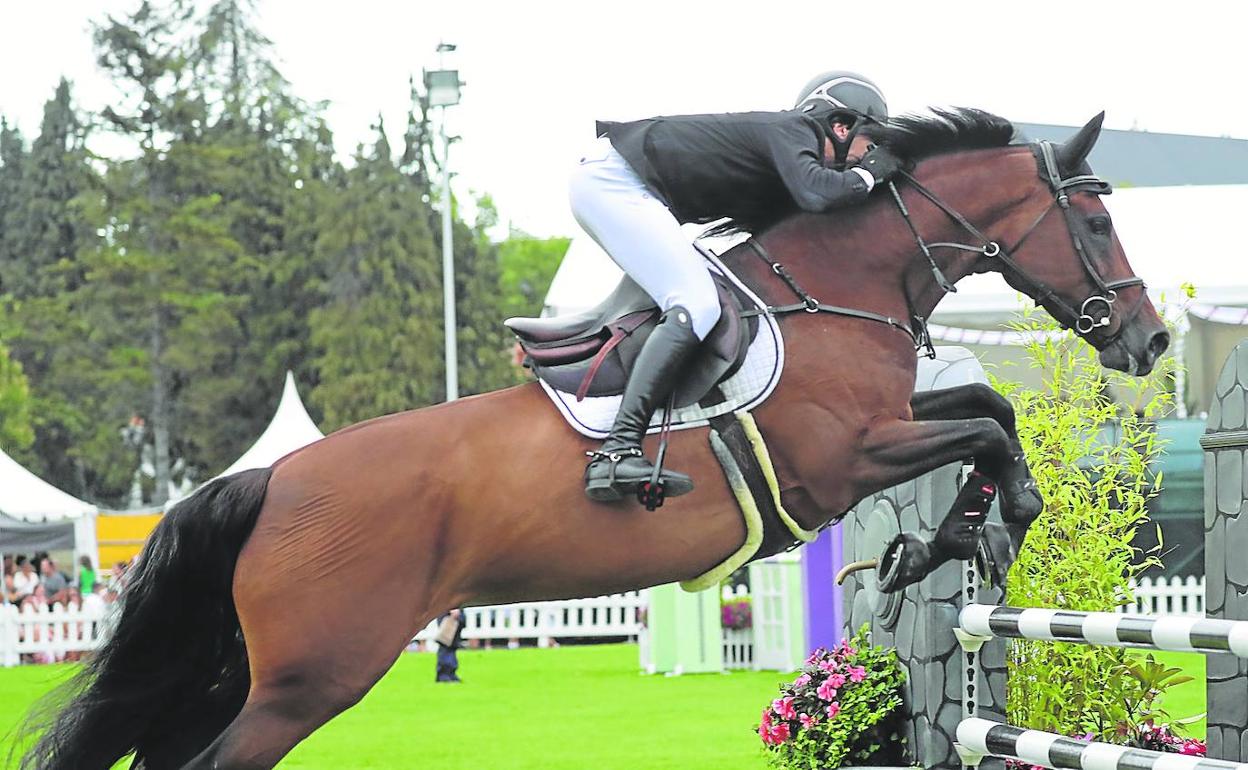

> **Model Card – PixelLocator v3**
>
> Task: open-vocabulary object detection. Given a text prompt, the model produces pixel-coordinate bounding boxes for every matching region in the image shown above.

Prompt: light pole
[425,43,463,402]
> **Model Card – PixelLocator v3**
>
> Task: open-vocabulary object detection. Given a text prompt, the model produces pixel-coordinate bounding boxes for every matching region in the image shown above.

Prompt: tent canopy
[218,371,324,478]
[0,447,98,559]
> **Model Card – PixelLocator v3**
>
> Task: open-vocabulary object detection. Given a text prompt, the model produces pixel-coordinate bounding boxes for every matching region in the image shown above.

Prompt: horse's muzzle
[1098,324,1170,376]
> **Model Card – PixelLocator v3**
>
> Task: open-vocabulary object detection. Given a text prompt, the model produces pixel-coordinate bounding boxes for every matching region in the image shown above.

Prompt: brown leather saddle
[505,271,760,407]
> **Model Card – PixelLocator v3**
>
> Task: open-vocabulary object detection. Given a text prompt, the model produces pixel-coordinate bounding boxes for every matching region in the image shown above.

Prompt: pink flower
[804,647,827,665]
[1179,740,1206,756]
[816,678,838,701]
[818,659,838,673]
[848,665,867,683]
[799,713,820,729]
[772,696,797,721]
[826,701,841,719]
[793,673,812,688]
[826,673,847,689]
[771,722,791,743]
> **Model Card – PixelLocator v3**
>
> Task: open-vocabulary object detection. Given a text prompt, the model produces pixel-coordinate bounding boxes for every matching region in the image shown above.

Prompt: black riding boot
[584,306,701,503]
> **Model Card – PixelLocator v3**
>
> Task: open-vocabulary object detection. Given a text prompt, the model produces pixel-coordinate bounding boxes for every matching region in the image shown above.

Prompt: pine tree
[308,123,444,428]
[0,119,27,287]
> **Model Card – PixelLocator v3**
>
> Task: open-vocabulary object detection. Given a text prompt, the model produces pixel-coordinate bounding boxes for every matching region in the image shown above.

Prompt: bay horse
[20,109,1169,769]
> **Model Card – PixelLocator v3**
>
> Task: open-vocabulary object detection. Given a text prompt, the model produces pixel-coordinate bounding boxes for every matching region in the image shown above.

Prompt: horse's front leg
[854,414,1025,592]
[909,383,1042,526]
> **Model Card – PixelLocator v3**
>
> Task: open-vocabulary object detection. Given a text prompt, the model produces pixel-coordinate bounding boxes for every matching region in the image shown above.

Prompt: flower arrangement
[758,625,907,769]
[722,597,752,631]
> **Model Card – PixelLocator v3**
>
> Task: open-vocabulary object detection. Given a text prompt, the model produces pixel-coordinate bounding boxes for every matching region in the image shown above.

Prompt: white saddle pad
[538,249,785,439]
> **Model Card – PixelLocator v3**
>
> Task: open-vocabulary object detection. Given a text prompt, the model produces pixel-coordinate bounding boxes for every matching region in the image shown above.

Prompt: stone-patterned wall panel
[1203,338,1248,762]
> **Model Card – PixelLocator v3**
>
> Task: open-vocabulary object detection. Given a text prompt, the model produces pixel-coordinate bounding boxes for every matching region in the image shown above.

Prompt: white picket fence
[1119,575,1205,617]
[1,600,111,667]
[0,576,1206,667]
[411,592,648,649]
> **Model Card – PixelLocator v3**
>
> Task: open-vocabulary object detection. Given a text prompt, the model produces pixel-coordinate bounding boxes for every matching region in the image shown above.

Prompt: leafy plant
[758,625,907,769]
[992,311,1186,741]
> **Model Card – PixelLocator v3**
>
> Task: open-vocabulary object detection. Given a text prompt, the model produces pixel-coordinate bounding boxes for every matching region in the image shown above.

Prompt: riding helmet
[794,71,888,124]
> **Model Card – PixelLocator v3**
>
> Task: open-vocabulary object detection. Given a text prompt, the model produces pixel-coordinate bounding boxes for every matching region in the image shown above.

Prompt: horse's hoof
[876,532,935,594]
[975,521,1021,589]
[1001,479,1043,526]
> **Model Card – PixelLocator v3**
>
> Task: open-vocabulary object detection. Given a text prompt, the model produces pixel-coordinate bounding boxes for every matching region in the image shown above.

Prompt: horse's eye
[1088,216,1111,236]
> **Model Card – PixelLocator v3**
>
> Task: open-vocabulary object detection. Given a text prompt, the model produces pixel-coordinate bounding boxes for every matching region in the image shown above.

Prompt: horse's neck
[736,152,1034,322]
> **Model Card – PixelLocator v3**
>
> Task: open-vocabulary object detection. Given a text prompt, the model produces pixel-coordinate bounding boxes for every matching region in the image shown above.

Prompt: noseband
[892,140,1147,346]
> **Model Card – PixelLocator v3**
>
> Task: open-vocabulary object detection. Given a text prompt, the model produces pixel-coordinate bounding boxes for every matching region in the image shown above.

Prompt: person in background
[39,557,71,605]
[434,608,465,683]
[12,555,38,600]
[77,555,98,595]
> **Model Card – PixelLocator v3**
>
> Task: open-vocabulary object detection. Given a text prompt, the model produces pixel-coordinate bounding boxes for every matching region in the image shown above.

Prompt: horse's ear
[1055,112,1106,173]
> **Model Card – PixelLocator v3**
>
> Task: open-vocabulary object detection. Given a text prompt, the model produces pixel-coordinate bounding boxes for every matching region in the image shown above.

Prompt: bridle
[743,139,1148,355]
[893,140,1147,345]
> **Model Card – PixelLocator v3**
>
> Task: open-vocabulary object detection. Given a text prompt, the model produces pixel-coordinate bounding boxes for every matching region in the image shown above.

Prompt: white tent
[217,371,325,478]
[0,447,98,565]
[542,185,1248,319]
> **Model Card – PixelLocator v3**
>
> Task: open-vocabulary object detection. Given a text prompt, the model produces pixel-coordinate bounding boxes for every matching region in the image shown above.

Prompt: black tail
[17,467,273,770]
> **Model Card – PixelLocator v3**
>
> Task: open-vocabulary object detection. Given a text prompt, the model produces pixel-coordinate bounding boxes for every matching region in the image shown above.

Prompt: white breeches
[567,136,722,340]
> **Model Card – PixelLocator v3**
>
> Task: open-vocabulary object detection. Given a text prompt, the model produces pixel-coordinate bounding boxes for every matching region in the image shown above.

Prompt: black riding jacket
[597,109,869,226]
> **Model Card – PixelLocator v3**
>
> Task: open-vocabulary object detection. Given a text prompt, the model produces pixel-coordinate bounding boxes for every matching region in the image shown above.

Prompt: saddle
[505,265,760,407]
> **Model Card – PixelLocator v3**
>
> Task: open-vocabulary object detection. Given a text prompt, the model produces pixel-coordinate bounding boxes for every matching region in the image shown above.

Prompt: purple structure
[801,527,845,652]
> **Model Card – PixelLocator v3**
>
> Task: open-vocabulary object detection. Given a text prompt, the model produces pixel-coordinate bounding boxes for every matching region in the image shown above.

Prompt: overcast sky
[2,1,1246,239]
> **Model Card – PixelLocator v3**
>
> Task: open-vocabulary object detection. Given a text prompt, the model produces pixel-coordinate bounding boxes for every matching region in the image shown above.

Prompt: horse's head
[973,113,1170,375]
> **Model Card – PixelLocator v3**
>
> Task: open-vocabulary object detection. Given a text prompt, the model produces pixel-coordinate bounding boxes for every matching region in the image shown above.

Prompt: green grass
[0,644,785,769]
[1149,651,1207,737]
[0,645,1212,769]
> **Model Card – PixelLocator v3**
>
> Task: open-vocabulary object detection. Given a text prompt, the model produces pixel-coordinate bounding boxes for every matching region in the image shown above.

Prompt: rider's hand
[855,146,904,185]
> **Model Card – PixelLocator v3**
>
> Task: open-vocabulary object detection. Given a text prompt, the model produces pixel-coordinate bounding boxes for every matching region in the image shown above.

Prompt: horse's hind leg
[180,610,434,770]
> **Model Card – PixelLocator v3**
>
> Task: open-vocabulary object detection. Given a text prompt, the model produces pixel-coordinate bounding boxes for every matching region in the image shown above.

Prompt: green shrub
[992,313,1181,740]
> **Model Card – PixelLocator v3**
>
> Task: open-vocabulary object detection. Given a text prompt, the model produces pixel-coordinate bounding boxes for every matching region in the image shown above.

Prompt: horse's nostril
[1148,330,1171,358]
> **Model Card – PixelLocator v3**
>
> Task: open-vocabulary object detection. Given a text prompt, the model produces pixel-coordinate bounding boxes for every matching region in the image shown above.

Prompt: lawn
[0,645,1211,769]
[0,644,785,770]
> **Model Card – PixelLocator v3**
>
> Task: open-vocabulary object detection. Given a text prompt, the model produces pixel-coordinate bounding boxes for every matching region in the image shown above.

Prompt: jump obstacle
[837,342,1248,770]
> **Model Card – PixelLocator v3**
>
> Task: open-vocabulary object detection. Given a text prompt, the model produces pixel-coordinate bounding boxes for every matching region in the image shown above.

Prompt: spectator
[434,608,465,683]
[77,555,98,595]
[110,560,129,592]
[40,557,71,605]
[12,556,38,600]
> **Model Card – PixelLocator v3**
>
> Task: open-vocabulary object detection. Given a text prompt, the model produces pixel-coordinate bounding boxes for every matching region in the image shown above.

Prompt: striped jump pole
[959,604,1248,658]
[956,718,1248,770]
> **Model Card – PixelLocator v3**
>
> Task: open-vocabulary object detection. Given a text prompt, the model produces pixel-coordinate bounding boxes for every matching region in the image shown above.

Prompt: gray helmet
[795,71,888,122]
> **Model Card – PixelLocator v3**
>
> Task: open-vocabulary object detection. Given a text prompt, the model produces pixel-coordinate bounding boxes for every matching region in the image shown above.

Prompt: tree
[0,119,28,288]
[3,79,94,299]
[495,221,570,320]
[0,341,34,452]
[308,123,444,428]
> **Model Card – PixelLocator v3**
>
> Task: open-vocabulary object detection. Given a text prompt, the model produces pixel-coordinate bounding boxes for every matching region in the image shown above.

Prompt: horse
[19,109,1169,769]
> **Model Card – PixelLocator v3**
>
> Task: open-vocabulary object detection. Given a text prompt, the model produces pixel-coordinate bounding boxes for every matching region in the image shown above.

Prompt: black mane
[860,107,1016,161]
[706,107,1016,236]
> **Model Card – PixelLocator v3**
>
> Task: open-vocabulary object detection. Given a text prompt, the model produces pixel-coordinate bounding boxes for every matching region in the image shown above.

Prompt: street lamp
[424,43,464,401]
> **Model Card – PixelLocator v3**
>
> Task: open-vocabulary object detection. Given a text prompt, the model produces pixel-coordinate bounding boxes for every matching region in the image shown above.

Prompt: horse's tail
[18,467,273,770]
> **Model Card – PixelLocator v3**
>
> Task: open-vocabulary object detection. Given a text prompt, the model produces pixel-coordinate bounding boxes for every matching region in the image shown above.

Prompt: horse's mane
[860,107,1016,162]
[706,107,1017,237]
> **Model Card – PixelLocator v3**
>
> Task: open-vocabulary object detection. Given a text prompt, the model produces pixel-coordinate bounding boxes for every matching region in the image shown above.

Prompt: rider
[572,71,901,504]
